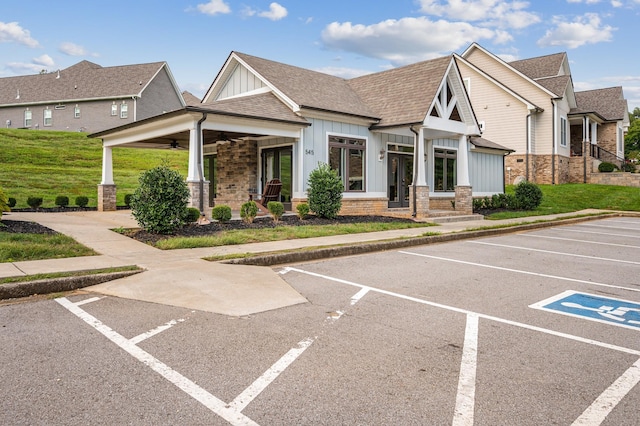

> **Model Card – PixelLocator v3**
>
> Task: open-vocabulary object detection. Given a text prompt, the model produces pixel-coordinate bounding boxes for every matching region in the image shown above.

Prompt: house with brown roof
[0,60,185,133]
[91,51,512,218]
[457,43,629,184]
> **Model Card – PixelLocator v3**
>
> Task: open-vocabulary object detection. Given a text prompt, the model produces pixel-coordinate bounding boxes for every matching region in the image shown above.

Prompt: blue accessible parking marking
[530,290,640,331]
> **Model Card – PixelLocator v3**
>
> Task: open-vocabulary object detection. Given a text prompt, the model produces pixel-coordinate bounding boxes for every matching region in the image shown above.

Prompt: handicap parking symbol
[530,290,640,331]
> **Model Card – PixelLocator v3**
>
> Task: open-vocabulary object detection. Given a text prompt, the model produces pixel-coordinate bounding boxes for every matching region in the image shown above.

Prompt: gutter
[197,113,207,213]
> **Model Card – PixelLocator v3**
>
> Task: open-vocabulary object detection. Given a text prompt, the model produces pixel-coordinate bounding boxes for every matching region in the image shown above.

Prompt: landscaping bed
[0,219,58,235]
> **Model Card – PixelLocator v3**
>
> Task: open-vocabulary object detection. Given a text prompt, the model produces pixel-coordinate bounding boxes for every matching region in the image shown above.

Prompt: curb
[0,270,142,300]
[225,212,630,267]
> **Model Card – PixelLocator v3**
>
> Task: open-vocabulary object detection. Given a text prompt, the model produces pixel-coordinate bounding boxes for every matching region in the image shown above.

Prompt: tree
[625,109,640,159]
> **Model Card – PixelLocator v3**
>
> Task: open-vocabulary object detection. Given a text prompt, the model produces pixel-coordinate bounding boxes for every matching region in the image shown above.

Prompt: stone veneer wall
[97,184,116,212]
[598,123,618,155]
[588,172,640,187]
[429,197,455,210]
[215,140,258,210]
[455,186,473,214]
[505,154,573,184]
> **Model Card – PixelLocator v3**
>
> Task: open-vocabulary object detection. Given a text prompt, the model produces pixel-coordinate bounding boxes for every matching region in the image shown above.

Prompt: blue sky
[2,0,640,110]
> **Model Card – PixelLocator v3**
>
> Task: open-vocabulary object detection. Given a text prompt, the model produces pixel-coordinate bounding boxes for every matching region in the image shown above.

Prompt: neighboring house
[91,51,513,218]
[456,43,629,184]
[0,60,185,133]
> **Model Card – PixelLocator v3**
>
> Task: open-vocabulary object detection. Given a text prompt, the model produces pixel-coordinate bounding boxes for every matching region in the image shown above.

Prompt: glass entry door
[261,146,292,210]
[388,153,413,208]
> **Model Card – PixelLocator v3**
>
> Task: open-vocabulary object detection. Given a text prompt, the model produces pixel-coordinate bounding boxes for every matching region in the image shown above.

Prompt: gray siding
[470,151,505,193]
[137,68,183,120]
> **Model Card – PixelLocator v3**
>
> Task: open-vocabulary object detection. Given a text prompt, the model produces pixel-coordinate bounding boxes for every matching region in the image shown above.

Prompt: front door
[388,154,413,208]
[261,146,292,210]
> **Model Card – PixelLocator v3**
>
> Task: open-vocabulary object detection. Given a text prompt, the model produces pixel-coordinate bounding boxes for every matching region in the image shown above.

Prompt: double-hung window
[328,135,366,192]
[434,149,457,191]
[111,104,118,116]
[43,109,52,126]
[120,103,128,119]
[24,109,32,127]
[560,117,567,147]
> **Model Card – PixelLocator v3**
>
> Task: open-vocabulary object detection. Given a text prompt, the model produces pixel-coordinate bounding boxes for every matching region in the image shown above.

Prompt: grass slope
[0,128,188,208]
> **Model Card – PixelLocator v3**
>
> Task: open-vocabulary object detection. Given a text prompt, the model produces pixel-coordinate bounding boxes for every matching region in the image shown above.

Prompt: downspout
[526,111,532,181]
[552,101,557,185]
[196,113,207,213]
[409,126,419,217]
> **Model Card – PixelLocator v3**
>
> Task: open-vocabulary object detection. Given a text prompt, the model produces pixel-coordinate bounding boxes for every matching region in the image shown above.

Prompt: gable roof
[535,75,572,98]
[571,86,628,122]
[348,56,453,128]
[0,60,172,106]
[509,53,566,80]
[230,52,378,120]
[203,92,309,125]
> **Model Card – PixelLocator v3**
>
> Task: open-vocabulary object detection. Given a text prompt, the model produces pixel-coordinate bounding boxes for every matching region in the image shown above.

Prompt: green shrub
[514,181,543,210]
[75,196,89,208]
[240,201,258,223]
[7,197,16,208]
[55,195,69,208]
[124,193,133,207]
[185,207,201,223]
[622,162,636,173]
[296,202,310,219]
[0,187,10,217]
[27,196,43,210]
[307,162,343,219]
[130,163,190,234]
[267,201,284,223]
[212,205,232,223]
[598,162,617,172]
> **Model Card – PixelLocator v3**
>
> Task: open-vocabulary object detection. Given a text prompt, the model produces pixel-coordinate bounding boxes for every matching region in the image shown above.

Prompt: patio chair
[255,179,282,213]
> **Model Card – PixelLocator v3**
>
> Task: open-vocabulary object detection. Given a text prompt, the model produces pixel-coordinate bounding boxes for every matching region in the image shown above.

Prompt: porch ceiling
[120,129,266,150]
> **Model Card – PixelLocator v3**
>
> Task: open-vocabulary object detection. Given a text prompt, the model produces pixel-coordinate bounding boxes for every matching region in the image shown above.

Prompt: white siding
[216,64,266,100]
[471,151,504,194]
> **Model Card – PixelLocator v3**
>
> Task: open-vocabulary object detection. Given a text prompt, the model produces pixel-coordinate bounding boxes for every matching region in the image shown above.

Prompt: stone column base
[409,185,430,219]
[187,180,211,219]
[455,185,473,214]
[97,184,116,212]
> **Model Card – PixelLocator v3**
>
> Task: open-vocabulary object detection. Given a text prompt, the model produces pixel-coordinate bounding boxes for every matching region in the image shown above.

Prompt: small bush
[307,162,343,219]
[55,195,69,208]
[75,196,89,208]
[267,201,284,223]
[130,163,190,234]
[514,181,543,210]
[212,205,232,223]
[622,163,636,173]
[7,197,16,208]
[27,196,43,210]
[296,203,310,220]
[240,201,258,224]
[124,193,133,207]
[598,162,617,172]
[185,207,201,223]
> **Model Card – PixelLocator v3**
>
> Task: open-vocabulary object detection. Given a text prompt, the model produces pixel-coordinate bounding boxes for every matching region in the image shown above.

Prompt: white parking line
[525,234,640,249]
[575,223,640,231]
[452,314,479,426]
[468,240,640,266]
[55,297,259,426]
[554,228,639,239]
[572,357,640,425]
[130,319,185,345]
[399,251,640,294]
[75,296,104,306]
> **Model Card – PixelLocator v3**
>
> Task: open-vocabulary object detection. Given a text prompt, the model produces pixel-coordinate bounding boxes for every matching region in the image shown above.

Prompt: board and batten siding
[470,150,505,194]
[216,64,266,100]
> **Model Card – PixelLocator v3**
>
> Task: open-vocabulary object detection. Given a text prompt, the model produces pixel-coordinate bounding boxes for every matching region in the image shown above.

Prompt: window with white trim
[111,104,118,116]
[43,109,52,126]
[24,109,32,127]
[560,117,567,147]
[120,103,128,119]
[74,105,80,118]
[328,135,366,192]
[434,148,457,191]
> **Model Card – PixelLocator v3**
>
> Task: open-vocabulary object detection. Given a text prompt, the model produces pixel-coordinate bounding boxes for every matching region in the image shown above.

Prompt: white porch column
[414,127,427,186]
[187,123,200,182]
[457,134,470,186]
[101,146,114,185]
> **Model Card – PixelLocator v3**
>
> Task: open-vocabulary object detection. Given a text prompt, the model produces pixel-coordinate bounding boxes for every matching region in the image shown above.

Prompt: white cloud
[32,54,54,67]
[418,0,541,29]
[537,13,615,48]
[611,0,622,6]
[0,21,39,48]
[258,3,288,21]
[196,0,231,16]
[321,17,495,65]
[59,42,86,56]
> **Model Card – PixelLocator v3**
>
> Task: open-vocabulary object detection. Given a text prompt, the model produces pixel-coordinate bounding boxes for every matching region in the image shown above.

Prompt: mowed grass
[485,183,640,219]
[154,221,435,249]
[0,232,96,263]
[0,128,188,208]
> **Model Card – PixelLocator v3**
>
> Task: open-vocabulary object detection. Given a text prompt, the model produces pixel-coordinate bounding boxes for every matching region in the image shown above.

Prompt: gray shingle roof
[0,60,167,105]
[349,56,452,128]
[469,136,514,152]
[234,52,378,120]
[181,90,202,106]
[201,91,309,125]
[535,75,571,97]
[509,52,566,79]
[571,86,628,121]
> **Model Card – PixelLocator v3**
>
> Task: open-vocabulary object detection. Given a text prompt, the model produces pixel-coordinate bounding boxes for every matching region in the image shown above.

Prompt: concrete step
[429,214,484,224]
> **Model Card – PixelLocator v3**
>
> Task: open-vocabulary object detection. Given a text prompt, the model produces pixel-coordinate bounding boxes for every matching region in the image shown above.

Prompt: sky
[2,0,640,111]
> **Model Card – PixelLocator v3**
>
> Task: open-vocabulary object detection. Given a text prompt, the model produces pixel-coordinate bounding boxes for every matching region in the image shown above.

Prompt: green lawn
[0,232,96,263]
[0,128,188,208]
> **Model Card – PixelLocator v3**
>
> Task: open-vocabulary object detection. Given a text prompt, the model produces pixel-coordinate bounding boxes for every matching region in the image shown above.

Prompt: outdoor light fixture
[378,149,385,161]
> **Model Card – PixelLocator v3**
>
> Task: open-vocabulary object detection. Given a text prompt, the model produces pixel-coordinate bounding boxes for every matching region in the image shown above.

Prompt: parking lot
[1,217,639,424]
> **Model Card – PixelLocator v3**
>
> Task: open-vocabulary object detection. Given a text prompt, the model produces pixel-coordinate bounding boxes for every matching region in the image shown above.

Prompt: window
[43,109,52,126]
[560,117,567,147]
[111,104,118,116]
[434,149,457,191]
[24,109,32,127]
[74,106,80,118]
[463,77,471,95]
[120,103,128,119]
[328,135,366,192]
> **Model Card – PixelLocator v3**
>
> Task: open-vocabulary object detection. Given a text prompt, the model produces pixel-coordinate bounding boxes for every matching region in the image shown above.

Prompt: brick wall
[215,140,258,210]
[588,172,640,187]
[598,123,617,155]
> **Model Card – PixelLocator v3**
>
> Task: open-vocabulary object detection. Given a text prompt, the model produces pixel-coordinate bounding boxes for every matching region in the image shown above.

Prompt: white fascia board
[200,114,303,139]
[101,114,196,147]
[446,57,480,135]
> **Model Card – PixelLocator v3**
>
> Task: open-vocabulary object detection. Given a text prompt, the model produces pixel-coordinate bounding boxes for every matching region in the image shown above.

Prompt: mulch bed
[0,220,58,235]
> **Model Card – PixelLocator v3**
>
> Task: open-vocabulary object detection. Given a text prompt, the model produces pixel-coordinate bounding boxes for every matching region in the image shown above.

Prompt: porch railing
[590,144,625,169]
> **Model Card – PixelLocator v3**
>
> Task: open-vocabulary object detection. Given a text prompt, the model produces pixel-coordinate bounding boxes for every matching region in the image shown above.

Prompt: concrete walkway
[0,208,613,315]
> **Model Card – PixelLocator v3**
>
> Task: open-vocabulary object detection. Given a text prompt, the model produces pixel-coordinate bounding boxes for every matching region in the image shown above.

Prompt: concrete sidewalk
[0,208,616,315]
